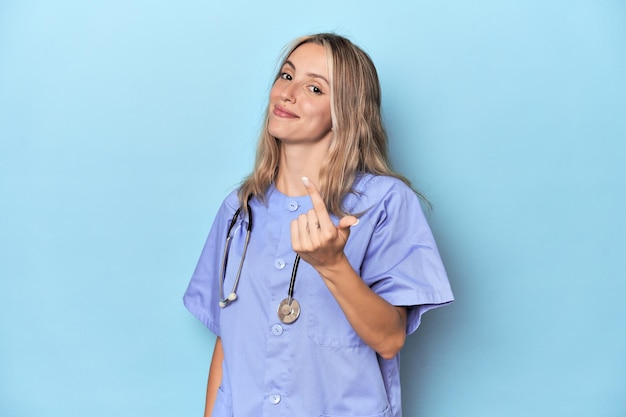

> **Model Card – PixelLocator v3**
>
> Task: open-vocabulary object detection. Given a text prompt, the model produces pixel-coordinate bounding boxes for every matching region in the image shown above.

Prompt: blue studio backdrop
[1,1,625,416]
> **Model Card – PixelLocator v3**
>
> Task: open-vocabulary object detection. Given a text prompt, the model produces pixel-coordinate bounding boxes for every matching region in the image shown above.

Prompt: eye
[280,72,292,81]
[308,85,323,95]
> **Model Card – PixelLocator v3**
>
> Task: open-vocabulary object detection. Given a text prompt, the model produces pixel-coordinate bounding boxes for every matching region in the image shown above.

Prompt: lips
[273,105,298,118]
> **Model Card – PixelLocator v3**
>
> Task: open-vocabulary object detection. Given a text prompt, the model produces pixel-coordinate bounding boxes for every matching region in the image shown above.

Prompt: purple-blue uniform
[184,174,454,417]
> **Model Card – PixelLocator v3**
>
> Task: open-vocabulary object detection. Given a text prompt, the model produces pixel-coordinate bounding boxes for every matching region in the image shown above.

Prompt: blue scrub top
[184,174,454,417]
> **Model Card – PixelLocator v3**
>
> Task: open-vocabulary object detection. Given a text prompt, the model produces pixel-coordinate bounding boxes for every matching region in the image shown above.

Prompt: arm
[204,336,224,417]
[314,255,407,359]
[291,177,407,359]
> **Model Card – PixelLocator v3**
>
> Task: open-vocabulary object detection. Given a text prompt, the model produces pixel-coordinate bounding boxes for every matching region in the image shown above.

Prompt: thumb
[337,215,359,240]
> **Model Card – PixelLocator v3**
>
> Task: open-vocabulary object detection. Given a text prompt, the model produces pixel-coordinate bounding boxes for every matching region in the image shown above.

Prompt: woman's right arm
[204,336,224,417]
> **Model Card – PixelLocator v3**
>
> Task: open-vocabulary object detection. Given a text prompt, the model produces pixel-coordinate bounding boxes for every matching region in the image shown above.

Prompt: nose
[280,82,297,102]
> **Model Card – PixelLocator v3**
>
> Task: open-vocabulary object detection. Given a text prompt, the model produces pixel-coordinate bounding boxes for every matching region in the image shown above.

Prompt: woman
[184,33,453,417]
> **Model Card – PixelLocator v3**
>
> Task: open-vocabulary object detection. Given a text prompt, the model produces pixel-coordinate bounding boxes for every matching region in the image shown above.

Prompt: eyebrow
[283,60,330,85]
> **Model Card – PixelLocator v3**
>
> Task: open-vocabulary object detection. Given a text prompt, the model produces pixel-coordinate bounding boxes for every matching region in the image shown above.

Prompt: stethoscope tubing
[218,202,301,323]
[218,205,252,307]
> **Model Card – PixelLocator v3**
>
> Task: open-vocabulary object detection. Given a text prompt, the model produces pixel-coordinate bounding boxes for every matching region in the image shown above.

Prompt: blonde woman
[184,33,453,417]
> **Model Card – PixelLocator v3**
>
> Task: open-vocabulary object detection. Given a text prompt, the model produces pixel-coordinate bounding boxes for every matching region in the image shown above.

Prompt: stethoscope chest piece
[277,298,301,324]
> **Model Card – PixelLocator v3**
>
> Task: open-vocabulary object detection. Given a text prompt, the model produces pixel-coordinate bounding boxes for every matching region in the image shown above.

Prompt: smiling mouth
[273,105,298,118]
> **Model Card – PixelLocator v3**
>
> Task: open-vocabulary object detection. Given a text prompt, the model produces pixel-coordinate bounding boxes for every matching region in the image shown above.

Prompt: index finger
[302,177,333,228]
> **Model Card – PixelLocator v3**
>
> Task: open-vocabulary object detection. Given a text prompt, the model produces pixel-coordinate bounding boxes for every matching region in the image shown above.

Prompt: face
[267,42,333,145]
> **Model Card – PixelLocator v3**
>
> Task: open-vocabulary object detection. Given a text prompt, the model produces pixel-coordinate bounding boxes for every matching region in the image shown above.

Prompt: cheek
[320,108,333,131]
[269,84,280,101]
[309,102,332,127]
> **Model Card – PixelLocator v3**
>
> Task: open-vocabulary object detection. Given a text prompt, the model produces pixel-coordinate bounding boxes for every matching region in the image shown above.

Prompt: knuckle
[321,230,334,240]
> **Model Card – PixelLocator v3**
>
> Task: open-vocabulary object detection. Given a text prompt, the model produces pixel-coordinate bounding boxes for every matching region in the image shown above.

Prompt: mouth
[272,105,298,119]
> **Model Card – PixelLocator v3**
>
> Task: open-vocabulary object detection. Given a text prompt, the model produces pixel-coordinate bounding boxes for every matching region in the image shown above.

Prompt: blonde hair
[238,33,412,216]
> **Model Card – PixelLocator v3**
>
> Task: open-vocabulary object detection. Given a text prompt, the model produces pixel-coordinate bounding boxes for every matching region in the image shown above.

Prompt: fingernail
[302,176,311,186]
[351,219,359,227]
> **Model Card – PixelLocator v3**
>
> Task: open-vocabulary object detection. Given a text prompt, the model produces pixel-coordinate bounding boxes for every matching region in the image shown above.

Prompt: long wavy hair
[238,33,412,216]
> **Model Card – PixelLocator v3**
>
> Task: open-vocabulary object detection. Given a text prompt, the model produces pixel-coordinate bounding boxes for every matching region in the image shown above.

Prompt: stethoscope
[218,204,302,324]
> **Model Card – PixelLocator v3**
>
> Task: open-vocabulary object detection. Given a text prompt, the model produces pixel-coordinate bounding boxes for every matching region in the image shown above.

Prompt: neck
[275,143,327,196]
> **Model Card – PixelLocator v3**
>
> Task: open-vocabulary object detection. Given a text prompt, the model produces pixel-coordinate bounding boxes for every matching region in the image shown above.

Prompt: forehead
[285,43,329,75]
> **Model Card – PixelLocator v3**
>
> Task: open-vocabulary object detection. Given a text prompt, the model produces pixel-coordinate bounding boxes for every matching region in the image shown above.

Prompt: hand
[290,177,359,269]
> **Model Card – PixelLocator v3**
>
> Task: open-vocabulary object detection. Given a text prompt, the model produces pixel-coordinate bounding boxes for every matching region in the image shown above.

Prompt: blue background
[1,1,625,416]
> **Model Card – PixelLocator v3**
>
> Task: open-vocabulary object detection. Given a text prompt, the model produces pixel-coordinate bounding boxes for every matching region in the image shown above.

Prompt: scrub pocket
[307,268,366,348]
[320,404,393,417]
[211,386,233,417]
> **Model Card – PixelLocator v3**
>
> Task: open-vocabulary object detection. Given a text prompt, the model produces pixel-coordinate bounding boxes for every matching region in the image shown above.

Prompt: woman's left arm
[291,177,408,359]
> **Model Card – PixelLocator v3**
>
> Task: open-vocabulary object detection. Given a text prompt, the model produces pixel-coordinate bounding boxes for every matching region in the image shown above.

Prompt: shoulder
[354,174,413,194]
[223,189,240,210]
[347,174,420,213]
[212,188,242,222]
